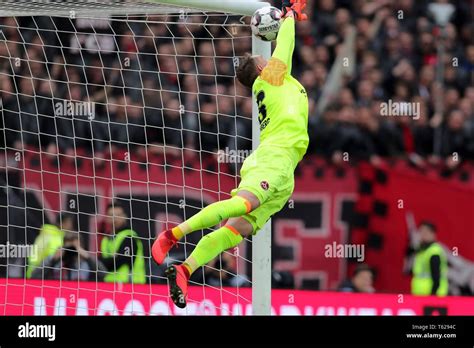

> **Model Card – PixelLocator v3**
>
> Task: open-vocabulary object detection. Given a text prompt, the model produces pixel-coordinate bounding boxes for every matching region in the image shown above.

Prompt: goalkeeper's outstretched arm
[269,0,307,75]
[271,16,295,75]
[259,16,295,86]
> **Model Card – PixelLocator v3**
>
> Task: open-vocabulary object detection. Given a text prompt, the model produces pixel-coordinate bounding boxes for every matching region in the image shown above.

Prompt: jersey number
[256,90,267,125]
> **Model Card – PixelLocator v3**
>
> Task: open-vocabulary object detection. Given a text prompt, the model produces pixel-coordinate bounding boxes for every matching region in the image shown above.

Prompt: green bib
[101,229,146,284]
[411,242,448,296]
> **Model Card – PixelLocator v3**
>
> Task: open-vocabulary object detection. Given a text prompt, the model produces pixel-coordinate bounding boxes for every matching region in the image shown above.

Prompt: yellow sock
[171,226,184,240]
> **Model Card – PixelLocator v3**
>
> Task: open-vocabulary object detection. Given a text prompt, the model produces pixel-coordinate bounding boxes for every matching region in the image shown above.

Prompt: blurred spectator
[31,231,106,282]
[439,109,471,168]
[196,99,230,156]
[146,97,185,158]
[329,106,376,162]
[26,212,72,278]
[100,203,146,284]
[338,264,375,293]
[406,221,448,296]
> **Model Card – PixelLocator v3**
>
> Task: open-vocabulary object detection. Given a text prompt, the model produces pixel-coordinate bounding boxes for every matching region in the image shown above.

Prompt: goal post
[251,35,272,315]
[0,0,272,315]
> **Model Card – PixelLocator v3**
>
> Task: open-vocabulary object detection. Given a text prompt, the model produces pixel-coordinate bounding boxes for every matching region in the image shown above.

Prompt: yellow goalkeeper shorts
[231,146,295,234]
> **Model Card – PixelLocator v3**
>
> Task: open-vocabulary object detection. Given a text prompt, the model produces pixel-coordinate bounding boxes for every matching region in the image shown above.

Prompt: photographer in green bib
[408,221,448,296]
[100,203,146,284]
[26,212,74,278]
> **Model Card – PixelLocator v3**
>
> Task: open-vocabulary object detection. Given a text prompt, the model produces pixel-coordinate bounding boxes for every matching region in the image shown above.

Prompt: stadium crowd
[0,0,472,170]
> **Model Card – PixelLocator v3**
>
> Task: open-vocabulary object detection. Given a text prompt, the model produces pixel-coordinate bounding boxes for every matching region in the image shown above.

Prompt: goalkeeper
[152,0,309,308]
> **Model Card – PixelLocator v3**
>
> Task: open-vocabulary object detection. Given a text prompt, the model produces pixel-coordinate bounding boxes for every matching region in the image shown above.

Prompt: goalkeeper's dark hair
[236,53,259,89]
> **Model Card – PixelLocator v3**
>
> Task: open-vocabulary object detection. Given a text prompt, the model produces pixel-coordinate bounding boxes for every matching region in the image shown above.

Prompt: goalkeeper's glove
[282,0,308,21]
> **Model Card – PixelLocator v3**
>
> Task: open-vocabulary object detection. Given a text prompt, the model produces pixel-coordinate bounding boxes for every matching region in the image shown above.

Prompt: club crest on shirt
[260,181,269,190]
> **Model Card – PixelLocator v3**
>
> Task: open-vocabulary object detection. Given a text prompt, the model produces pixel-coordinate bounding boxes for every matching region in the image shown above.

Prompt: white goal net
[0,0,270,315]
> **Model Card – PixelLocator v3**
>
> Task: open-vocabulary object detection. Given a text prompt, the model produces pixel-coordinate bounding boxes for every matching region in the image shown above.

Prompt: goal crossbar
[0,0,270,17]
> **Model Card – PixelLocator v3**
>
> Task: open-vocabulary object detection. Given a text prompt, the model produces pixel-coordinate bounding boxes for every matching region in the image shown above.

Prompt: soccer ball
[250,6,282,42]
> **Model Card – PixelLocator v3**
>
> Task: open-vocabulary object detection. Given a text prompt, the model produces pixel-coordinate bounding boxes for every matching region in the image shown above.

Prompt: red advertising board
[1,279,473,316]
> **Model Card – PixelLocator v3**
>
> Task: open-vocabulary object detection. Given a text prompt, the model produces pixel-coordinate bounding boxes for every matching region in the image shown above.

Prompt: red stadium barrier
[1,279,473,316]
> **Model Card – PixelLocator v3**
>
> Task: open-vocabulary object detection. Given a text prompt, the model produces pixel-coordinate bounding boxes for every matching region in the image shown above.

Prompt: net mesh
[0,2,256,315]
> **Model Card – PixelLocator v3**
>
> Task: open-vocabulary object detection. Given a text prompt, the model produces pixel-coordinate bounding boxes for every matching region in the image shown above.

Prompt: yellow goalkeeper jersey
[252,17,309,168]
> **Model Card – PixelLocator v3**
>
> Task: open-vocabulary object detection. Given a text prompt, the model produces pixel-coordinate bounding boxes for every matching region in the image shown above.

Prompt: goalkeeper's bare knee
[226,217,254,238]
[236,190,260,211]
